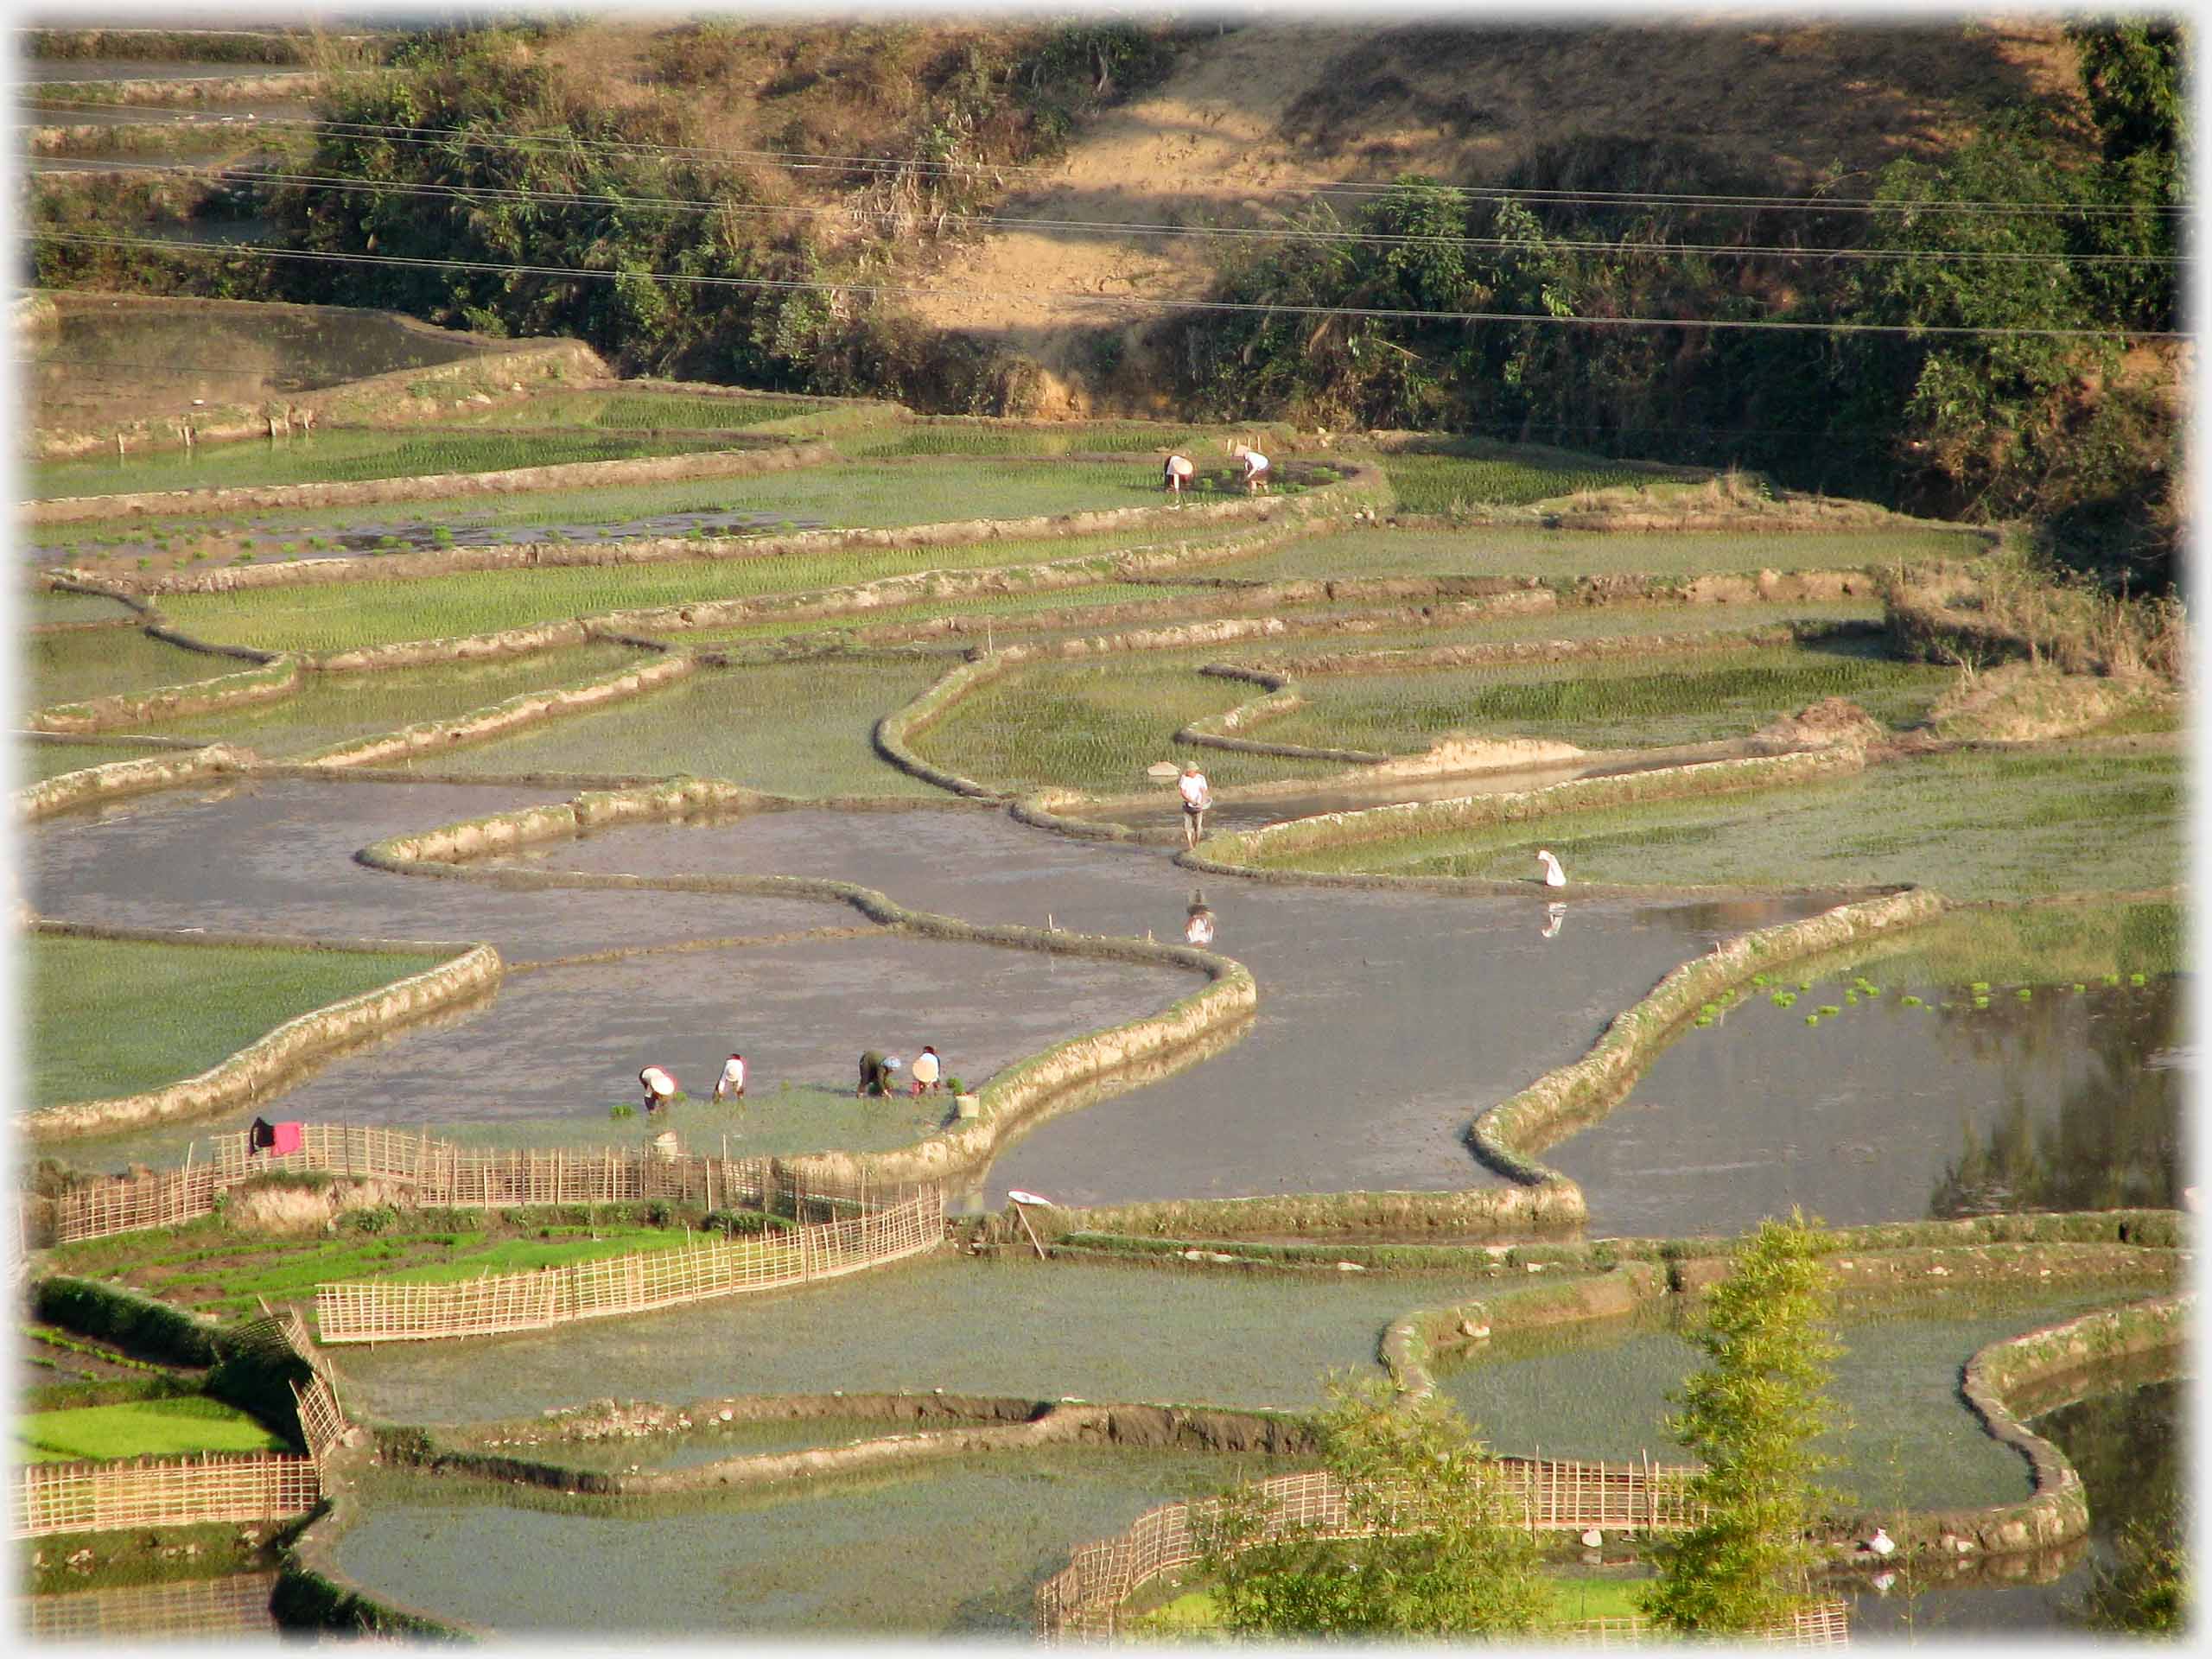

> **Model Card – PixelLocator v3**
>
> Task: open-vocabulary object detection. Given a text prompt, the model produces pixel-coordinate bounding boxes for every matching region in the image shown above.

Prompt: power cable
[22,95,2190,218]
[30,156,2189,269]
[38,232,2190,340]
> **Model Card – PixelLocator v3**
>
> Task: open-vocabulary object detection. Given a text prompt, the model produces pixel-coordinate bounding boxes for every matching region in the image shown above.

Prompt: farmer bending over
[1162,453,1195,502]
[1178,761,1213,849]
[639,1065,678,1113]
[714,1052,746,1103]
[857,1051,900,1098]
[910,1046,943,1096]
[1231,442,1270,495]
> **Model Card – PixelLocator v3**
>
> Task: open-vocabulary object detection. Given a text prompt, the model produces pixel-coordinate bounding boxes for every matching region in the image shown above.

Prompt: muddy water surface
[335,1445,1286,1637]
[67,933,1188,1172]
[1547,969,2186,1238]
[539,806,1825,1208]
[328,1252,1497,1425]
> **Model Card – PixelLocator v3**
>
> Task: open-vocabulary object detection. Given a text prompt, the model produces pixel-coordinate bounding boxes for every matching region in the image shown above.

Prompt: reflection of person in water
[1541,903,1567,941]
[1185,891,1217,948]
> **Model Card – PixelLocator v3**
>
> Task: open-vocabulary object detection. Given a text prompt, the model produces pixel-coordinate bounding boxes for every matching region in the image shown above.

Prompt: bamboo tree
[1644,1209,1843,1633]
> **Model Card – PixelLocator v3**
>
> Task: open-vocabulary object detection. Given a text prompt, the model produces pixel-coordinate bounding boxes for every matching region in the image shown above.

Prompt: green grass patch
[840,420,1272,458]
[1211,525,1983,583]
[29,429,742,501]
[1262,743,2183,901]
[674,580,1219,649]
[29,588,141,626]
[1260,639,1955,754]
[27,627,238,710]
[28,937,450,1109]
[16,1395,289,1463]
[434,656,950,796]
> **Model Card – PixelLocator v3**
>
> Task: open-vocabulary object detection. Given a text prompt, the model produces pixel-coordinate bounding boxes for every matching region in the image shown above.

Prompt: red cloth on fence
[270,1122,303,1155]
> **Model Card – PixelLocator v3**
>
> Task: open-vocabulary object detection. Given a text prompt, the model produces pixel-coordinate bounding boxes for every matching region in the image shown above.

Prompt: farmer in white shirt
[639,1065,678,1112]
[1185,893,1217,948]
[910,1046,943,1096]
[713,1052,746,1103]
[1162,453,1195,502]
[1178,761,1212,849]
[1232,442,1270,494]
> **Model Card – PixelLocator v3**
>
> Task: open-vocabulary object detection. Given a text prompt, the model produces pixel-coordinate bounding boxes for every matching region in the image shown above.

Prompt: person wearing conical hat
[713,1052,746,1103]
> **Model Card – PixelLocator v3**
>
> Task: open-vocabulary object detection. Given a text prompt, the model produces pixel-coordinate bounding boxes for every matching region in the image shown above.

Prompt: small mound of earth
[1752,696,1882,752]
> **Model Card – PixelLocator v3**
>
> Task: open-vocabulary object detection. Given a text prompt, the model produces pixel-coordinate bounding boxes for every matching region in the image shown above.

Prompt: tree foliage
[1643,1211,1843,1634]
[1198,1374,1548,1638]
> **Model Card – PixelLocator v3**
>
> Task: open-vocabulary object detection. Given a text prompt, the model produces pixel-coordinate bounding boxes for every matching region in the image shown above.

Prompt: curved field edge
[1374,1254,2183,1561]
[20,922,501,1140]
[352,777,1255,1186]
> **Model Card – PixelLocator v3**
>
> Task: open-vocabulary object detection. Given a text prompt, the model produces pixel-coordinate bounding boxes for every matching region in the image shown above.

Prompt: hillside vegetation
[25,16,2184,591]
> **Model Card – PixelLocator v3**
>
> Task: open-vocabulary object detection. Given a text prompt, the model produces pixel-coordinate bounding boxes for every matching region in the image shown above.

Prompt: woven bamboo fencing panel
[1035,1459,1715,1642]
[51,1122,782,1245]
[14,1454,321,1539]
[289,1376,348,1478]
[315,1188,943,1343]
[19,1570,280,1640]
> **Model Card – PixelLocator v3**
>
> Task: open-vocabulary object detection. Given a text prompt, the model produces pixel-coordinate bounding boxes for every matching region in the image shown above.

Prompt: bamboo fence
[14,1453,321,1540]
[1035,1460,1859,1644]
[315,1187,944,1343]
[19,1570,280,1641]
[50,1122,791,1244]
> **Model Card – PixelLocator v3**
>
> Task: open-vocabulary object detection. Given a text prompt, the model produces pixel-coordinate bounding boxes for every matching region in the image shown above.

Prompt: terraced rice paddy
[912,657,1349,795]
[1259,742,2183,901]
[1378,449,1677,511]
[168,645,650,759]
[16,1397,290,1463]
[431,657,949,795]
[149,528,1211,654]
[1210,525,1986,582]
[331,1253,1520,1425]
[28,627,240,709]
[335,1446,1295,1637]
[29,588,139,626]
[842,421,1281,458]
[509,1416,925,1473]
[29,429,744,501]
[28,935,450,1109]
[439,392,834,431]
[1258,638,1957,754]
[18,740,185,783]
[1435,1286,2149,1510]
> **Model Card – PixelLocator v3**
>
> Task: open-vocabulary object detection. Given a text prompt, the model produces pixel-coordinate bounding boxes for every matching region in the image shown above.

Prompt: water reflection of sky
[1548,968,2183,1239]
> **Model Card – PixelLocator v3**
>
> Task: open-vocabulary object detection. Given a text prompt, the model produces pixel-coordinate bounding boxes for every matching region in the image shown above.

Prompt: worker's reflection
[1185,890,1217,948]
[1541,902,1567,940]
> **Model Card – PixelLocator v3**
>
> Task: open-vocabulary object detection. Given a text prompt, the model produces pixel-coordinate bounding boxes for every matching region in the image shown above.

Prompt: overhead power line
[22,95,2191,219]
[38,232,2191,341]
[29,156,2190,270]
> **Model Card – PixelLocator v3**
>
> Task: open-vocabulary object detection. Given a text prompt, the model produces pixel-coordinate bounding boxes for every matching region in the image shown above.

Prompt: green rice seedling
[431,525,456,548]
[29,937,450,1109]
[2073,983,2088,993]
[1974,995,1992,1008]
[2017,987,2034,1000]
[1819,1004,1842,1017]
[1806,1014,1820,1026]
[1900,995,1923,1007]
[2132,972,2147,985]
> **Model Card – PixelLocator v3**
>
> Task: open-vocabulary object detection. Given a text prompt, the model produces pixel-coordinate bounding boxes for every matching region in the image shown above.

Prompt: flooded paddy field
[334,1444,1294,1637]
[22,778,850,963]
[64,930,1189,1173]
[537,805,1827,1208]
[435,658,951,798]
[1549,906,2185,1236]
[327,1250,1516,1423]
[1840,1373,2183,1638]
[1211,524,1985,583]
[1436,1282,2158,1510]
[25,295,502,435]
